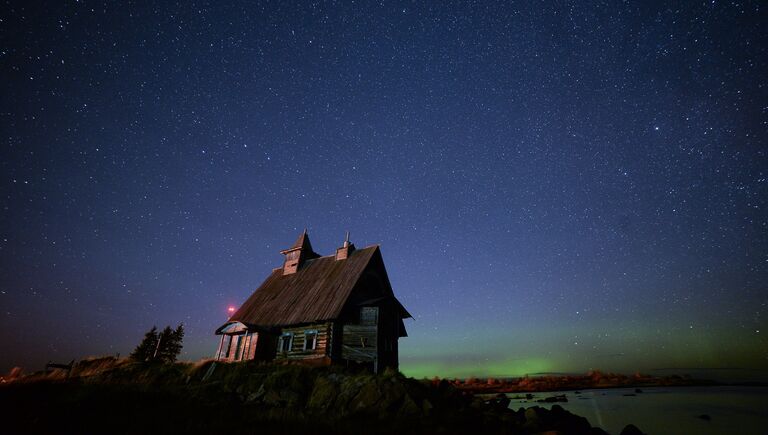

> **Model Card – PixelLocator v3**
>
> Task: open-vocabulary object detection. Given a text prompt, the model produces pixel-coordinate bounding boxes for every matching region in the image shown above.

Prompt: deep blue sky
[1,1,766,379]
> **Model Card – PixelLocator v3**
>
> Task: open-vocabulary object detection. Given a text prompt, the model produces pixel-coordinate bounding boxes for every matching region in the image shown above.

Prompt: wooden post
[215,334,225,361]
[240,332,248,361]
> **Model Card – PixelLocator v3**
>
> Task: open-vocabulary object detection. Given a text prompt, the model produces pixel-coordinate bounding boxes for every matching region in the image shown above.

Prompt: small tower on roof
[280,229,319,275]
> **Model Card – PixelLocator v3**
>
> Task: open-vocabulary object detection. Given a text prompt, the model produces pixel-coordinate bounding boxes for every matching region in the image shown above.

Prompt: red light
[227,306,236,313]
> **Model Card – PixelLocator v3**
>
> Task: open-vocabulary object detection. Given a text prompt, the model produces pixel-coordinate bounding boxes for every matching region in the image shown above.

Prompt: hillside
[0,357,644,434]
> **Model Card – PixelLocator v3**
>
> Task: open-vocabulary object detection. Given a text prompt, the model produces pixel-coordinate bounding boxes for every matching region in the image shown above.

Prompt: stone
[307,376,339,411]
[397,394,421,418]
[620,424,645,435]
[538,394,568,403]
[352,381,383,411]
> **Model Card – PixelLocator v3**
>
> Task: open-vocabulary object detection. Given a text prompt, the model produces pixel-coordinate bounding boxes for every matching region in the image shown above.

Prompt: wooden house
[214,231,410,373]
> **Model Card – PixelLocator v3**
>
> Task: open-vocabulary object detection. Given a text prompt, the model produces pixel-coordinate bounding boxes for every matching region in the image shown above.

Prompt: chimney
[335,231,355,261]
[280,229,319,275]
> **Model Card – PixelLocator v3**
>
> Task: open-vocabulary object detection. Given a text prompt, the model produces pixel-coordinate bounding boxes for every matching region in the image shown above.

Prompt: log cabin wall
[274,322,332,362]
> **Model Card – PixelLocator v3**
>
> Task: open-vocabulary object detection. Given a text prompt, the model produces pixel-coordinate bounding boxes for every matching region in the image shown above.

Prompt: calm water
[505,386,768,435]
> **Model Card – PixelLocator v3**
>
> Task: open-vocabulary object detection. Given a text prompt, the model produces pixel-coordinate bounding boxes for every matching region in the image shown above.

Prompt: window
[278,332,293,353]
[223,335,232,358]
[360,307,379,325]
[303,330,318,351]
[233,335,243,360]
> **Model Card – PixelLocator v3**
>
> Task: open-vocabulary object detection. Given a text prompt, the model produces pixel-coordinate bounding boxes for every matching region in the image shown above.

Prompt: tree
[156,323,184,363]
[130,324,184,363]
[130,326,159,362]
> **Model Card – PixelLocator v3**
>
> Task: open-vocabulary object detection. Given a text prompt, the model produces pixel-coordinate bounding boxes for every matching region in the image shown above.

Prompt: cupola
[280,229,319,275]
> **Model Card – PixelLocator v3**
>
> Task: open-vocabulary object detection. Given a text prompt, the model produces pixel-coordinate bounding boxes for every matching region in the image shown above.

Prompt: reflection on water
[507,386,768,435]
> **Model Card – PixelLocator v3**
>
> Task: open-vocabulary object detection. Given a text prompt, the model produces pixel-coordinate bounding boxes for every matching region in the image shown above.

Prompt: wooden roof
[224,245,409,329]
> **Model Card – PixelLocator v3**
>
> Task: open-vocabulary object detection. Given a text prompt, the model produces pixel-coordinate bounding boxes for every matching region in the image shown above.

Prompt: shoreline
[441,371,760,395]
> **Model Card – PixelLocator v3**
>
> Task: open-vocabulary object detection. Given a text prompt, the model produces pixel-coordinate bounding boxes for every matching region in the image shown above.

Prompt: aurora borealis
[1,1,766,381]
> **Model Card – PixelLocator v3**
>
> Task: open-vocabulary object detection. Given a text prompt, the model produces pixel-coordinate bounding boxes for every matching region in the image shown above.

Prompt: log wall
[275,322,332,361]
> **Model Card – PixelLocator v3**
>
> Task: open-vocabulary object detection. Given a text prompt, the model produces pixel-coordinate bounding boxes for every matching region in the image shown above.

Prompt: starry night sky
[1,1,766,380]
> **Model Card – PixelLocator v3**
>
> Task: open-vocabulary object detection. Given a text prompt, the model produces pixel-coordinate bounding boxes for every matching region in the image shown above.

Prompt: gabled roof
[223,245,408,329]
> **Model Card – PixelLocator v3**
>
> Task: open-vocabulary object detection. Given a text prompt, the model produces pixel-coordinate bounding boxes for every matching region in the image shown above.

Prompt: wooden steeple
[280,229,319,275]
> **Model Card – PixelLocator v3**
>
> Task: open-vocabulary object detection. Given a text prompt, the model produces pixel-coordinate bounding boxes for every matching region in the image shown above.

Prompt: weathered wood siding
[341,324,377,361]
[275,322,332,361]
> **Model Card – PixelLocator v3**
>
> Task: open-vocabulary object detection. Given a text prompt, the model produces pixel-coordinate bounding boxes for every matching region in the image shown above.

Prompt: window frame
[303,330,318,351]
[360,306,379,325]
[278,332,294,353]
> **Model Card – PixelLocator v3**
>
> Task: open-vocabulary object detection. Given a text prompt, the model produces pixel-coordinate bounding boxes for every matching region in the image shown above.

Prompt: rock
[523,406,545,431]
[549,404,593,434]
[335,376,366,414]
[486,393,510,410]
[352,381,383,411]
[538,394,568,403]
[376,378,408,414]
[245,383,266,403]
[634,388,643,393]
[525,393,534,400]
[421,398,433,415]
[620,424,645,435]
[397,393,421,418]
[307,376,339,411]
[697,414,711,421]
[469,396,486,410]
[263,388,285,406]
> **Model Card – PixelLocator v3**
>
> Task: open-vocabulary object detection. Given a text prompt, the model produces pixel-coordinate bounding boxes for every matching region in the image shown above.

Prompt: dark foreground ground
[0,358,645,435]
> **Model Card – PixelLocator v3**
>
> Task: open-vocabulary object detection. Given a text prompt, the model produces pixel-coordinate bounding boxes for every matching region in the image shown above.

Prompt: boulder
[397,393,421,418]
[487,393,510,411]
[245,383,266,403]
[376,377,409,414]
[306,376,339,411]
[523,406,546,431]
[421,398,433,416]
[538,394,568,403]
[620,424,645,435]
[352,380,383,412]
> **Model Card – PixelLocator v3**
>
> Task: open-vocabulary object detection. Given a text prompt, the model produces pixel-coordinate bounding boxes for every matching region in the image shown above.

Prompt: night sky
[1,1,766,380]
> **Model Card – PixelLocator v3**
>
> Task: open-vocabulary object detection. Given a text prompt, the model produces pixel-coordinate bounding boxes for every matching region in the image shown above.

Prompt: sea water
[506,386,768,435]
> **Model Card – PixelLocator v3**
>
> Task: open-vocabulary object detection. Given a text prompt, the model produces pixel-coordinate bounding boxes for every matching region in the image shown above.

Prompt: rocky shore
[1,357,645,434]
